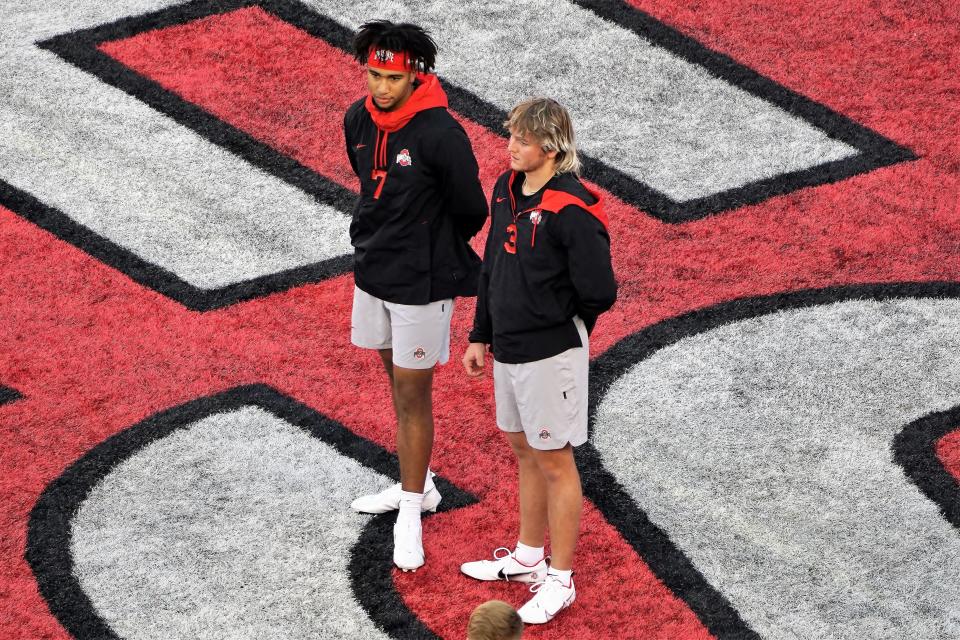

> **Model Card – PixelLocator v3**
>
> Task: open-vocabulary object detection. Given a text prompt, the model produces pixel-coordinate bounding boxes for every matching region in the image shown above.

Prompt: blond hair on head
[467,600,523,640]
[504,97,581,176]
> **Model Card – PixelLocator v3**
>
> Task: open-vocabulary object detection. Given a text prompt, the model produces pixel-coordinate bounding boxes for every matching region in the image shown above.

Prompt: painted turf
[595,298,960,639]
[0,0,352,291]
[71,406,393,639]
[302,0,855,202]
[0,1,958,639]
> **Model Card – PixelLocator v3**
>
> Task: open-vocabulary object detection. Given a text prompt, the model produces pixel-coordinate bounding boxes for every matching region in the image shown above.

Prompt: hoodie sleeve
[343,109,359,177]
[426,125,488,240]
[467,192,497,345]
[555,205,617,334]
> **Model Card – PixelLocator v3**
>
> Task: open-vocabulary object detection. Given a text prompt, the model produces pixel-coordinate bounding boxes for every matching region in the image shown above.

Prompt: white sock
[398,490,423,523]
[514,541,544,566]
[423,469,435,492]
[548,567,573,586]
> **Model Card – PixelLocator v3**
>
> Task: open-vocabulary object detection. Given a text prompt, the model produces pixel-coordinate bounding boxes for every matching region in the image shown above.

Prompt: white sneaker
[351,473,442,514]
[460,547,548,583]
[393,514,424,571]
[517,574,576,624]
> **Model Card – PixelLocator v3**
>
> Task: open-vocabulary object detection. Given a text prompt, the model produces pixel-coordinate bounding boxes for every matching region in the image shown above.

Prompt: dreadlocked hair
[353,20,438,73]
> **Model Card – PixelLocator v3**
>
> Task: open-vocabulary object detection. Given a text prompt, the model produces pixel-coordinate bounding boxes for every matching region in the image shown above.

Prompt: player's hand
[462,342,488,377]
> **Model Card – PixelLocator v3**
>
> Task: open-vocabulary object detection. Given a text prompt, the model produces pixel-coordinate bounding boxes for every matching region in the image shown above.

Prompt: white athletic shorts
[493,317,589,450]
[350,286,454,370]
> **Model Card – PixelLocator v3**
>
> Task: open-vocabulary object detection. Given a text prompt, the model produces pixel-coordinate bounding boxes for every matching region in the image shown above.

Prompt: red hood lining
[364,73,448,133]
[508,172,608,229]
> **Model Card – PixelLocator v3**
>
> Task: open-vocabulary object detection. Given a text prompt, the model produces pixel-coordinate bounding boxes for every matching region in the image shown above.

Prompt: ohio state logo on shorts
[539,428,551,440]
[396,149,412,166]
[413,347,426,360]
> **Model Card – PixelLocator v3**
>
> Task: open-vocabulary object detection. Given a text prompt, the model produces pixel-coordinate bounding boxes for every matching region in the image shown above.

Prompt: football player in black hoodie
[461,98,616,624]
[344,21,488,572]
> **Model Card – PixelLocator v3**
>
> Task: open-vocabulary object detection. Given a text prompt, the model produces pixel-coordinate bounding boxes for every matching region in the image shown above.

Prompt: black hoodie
[344,75,488,304]
[469,170,617,364]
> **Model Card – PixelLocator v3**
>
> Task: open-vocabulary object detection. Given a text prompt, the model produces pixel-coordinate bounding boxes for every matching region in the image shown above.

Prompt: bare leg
[377,348,395,381]
[505,431,548,548]
[378,349,399,417]
[391,364,434,493]
[530,444,582,571]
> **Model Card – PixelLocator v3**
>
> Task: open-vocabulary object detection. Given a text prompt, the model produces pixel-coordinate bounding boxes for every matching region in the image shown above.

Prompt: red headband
[367,48,417,72]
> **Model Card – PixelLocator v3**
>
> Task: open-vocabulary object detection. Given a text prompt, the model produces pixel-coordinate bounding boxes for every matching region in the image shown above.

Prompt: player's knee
[392,374,432,418]
[534,449,578,484]
[505,433,534,461]
[392,368,432,395]
[539,465,566,485]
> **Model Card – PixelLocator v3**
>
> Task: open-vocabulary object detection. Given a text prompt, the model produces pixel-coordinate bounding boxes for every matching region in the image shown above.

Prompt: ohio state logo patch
[539,428,551,440]
[413,347,426,360]
[529,210,542,225]
[396,149,412,166]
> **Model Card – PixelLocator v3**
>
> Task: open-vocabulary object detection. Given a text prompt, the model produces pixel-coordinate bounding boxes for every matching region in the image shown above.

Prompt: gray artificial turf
[71,406,394,639]
[305,0,855,201]
[595,298,960,639]
[1,0,351,290]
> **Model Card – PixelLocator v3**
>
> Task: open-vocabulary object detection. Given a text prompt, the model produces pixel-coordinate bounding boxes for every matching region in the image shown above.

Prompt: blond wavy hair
[467,600,523,640]
[504,97,581,175]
